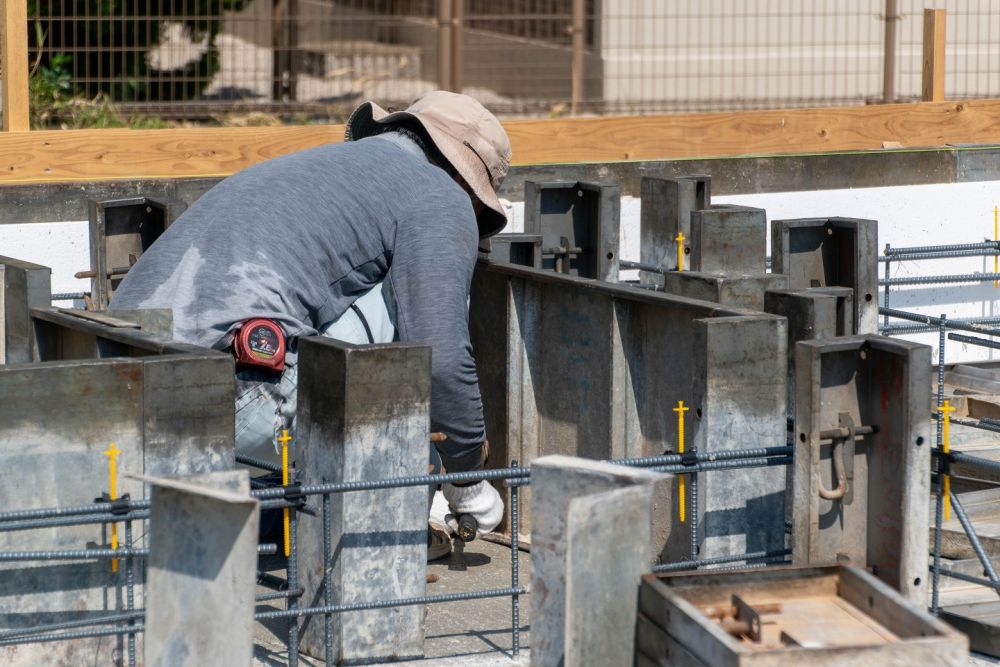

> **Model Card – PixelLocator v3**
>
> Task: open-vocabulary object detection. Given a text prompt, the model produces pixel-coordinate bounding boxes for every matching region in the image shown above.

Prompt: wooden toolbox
[636,565,967,666]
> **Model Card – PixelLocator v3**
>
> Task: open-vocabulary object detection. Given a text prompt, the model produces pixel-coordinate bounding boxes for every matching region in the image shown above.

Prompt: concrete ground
[252,537,530,666]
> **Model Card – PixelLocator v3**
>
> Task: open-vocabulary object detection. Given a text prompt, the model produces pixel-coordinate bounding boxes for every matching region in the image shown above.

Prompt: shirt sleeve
[384,188,486,471]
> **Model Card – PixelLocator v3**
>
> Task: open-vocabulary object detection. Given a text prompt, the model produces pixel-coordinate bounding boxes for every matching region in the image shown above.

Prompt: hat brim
[346,101,508,239]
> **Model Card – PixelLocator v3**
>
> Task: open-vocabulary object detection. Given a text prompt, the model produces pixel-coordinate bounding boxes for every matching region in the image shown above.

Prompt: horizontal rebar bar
[879,272,1000,287]
[253,467,532,500]
[881,315,1000,336]
[0,511,149,533]
[651,548,792,573]
[931,566,1000,596]
[254,587,528,621]
[610,446,792,469]
[883,241,1000,257]
[879,249,1000,262]
[879,307,1000,336]
[255,588,304,603]
[50,292,89,301]
[0,623,144,647]
[236,454,284,473]
[0,611,145,641]
[949,416,1000,435]
[948,332,1000,351]
[619,260,664,273]
[0,544,276,561]
[0,499,150,523]
[951,451,1000,475]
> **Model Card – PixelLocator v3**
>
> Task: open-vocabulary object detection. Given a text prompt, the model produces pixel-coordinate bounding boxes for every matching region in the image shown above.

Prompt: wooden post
[882,0,898,103]
[437,0,453,91]
[570,0,585,115]
[1,0,30,131]
[922,8,946,102]
[450,0,463,93]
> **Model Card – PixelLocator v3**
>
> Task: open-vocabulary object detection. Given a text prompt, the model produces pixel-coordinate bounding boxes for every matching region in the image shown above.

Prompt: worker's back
[112,134,478,354]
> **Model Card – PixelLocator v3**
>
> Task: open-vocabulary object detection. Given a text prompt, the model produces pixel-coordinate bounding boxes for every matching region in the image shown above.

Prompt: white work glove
[442,481,504,536]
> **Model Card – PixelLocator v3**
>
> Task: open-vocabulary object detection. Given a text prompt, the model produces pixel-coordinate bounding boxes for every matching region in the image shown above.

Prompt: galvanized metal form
[689,205,768,276]
[0,256,51,364]
[661,271,787,310]
[770,218,879,334]
[530,455,665,667]
[295,337,431,664]
[0,272,234,666]
[523,180,621,281]
[764,287,855,414]
[469,260,788,563]
[639,175,711,284]
[87,198,171,310]
[487,233,543,269]
[792,335,932,603]
[143,471,258,667]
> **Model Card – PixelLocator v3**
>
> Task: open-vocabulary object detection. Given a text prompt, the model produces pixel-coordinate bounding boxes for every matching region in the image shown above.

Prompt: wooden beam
[3,99,1000,184]
[1,0,30,131]
[922,8,946,102]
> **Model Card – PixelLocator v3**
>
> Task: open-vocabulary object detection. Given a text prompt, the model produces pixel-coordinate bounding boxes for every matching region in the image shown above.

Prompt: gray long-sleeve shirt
[112,134,486,463]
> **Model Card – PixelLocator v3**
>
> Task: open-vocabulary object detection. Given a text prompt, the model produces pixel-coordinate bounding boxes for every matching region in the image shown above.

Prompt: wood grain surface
[2,99,1000,184]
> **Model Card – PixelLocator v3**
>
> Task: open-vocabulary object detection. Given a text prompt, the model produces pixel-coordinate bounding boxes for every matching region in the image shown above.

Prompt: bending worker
[111,91,508,557]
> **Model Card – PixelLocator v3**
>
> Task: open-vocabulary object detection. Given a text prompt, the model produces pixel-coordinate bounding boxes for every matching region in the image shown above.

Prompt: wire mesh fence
[9,0,1000,122]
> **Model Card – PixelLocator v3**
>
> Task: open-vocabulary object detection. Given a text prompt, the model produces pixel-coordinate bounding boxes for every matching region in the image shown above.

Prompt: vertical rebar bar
[288,506,300,667]
[689,452,699,562]
[882,252,891,330]
[322,493,332,667]
[932,314,947,613]
[510,460,520,658]
[124,519,135,667]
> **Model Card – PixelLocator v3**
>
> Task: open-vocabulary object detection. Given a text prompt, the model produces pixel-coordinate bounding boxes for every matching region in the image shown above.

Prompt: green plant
[28,0,251,103]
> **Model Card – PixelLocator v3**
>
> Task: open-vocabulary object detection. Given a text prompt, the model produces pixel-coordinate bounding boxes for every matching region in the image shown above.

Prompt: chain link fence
[14,0,1000,121]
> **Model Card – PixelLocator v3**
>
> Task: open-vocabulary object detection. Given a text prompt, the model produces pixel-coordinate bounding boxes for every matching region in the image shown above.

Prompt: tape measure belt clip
[233,318,287,372]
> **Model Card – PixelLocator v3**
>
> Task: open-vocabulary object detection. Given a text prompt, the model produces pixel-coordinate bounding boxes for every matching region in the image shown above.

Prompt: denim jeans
[234,282,395,465]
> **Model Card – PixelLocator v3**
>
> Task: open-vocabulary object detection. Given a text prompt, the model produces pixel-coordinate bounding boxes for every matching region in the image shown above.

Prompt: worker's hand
[442,481,504,536]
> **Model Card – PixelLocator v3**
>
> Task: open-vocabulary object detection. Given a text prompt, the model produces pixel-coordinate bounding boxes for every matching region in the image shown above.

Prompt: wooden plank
[2,100,1000,183]
[922,9,946,102]
[0,0,29,131]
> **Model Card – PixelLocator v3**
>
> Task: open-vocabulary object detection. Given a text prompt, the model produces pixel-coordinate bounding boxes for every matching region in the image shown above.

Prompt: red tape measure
[233,318,286,372]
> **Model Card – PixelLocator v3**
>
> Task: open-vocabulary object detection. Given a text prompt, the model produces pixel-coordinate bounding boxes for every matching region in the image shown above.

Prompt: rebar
[619,259,664,273]
[950,490,1000,601]
[879,307,1000,337]
[0,547,148,561]
[652,548,792,573]
[881,241,1000,257]
[236,453,284,473]
[50,292,90,301]
[0,611,145,641]
[256,588,304,603]
[879,272,1000,287]
[124,520,136,667]
[254,588,528,621]
[252,467,531,500]
[0,499,150,523]
[510,459,521,658]
[322,492,333,667]
[882,316,1000,335]
[932,565,1000,596]
[0,623,146,647]
[952,451,1000,475]
[948,332,1000,351]
[689,449,699,561]
[879,249,1000,262]
[287,504,300,667]
[883,255,891,329]
[932,314,946,614]
[0,511,149,532]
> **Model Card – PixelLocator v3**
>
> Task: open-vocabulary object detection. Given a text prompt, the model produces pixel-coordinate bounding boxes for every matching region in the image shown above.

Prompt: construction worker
[111,91,508,558]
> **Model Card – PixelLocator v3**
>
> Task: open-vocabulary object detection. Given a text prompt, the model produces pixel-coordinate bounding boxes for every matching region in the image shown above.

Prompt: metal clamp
[816,413,877,504]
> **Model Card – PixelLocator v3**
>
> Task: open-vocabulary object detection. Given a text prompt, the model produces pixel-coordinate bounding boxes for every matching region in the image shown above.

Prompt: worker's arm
[384,181,487,473]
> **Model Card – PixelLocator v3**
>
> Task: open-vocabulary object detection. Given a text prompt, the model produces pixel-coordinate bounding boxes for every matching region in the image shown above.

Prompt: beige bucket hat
[345,91,512,239]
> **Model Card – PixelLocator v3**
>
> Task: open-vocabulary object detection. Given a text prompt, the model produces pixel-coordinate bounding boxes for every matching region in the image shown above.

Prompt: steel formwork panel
[792,335,932,603]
